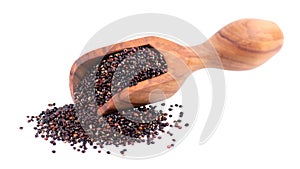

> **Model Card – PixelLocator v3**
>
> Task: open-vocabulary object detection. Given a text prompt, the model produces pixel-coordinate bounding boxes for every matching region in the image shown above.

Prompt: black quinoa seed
[26,45,188,156]
[94,45,167,106]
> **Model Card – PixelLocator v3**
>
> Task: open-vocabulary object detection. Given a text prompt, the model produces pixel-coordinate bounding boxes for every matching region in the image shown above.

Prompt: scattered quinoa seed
[24,45,189,156]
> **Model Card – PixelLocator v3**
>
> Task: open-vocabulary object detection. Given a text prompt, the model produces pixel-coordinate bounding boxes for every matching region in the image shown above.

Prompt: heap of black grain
[22,45,189,155]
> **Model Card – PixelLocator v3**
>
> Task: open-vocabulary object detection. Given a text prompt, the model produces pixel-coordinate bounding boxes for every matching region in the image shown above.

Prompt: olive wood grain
[69,19,283,116]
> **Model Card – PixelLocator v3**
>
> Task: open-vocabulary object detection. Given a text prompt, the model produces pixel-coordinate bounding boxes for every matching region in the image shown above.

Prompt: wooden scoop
[69,18,283,116]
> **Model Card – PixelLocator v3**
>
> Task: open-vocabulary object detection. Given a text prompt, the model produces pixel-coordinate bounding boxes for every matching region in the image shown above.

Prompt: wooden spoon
[69,18,283,116]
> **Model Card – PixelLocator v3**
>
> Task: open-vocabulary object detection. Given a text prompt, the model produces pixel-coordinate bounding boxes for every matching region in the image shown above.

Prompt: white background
[1,0,299,168]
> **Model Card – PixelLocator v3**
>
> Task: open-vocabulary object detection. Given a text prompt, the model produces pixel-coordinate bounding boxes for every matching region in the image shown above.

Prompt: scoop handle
[191,19,283,70]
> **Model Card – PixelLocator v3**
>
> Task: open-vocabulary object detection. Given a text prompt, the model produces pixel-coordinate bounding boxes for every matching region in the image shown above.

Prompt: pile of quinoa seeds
[22,45,189,156]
